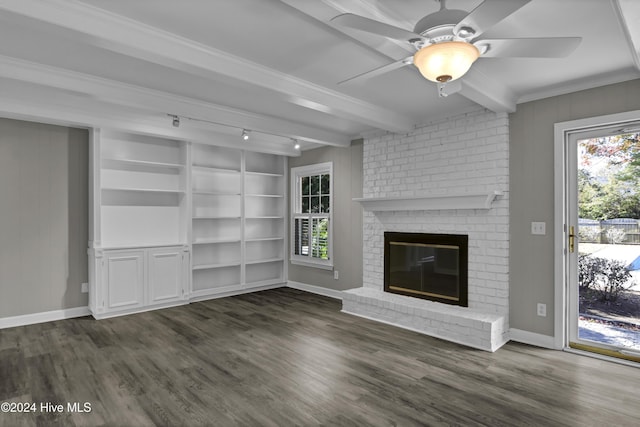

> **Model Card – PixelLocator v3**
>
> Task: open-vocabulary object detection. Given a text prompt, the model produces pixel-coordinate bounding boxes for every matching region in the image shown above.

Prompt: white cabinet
[104,249,145,311]
[90,246,189,319]
[147,246,188,305]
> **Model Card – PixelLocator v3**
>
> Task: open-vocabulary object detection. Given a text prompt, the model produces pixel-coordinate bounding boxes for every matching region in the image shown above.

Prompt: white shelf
[98,242,187,250]
[353,191,503,211]
[245,171,284,177]
[192,238,241,245]
[192,165,240,174]
[102,187,185,194]
[193,190,241,196]
[193,216,241,220]
[246,237,284,242]
[192,261,241,270]
[103,158,184,171]
[246,258,284,265]
[245,216,285,219]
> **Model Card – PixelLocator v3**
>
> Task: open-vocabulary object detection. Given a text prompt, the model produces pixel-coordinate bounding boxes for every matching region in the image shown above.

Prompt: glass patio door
[567,126,640,362]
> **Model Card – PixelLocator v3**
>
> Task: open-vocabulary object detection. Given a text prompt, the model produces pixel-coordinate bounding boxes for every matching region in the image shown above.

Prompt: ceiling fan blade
[338,56,413,85]
[454,0,531,38]
[331,13,423,42]
[476,37,582,58]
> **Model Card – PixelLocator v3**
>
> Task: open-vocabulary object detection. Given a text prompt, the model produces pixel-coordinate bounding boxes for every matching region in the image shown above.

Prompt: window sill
[290,259,333,270]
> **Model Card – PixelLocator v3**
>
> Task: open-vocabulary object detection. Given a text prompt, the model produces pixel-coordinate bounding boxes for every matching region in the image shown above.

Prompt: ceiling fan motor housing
[413,8,469,41]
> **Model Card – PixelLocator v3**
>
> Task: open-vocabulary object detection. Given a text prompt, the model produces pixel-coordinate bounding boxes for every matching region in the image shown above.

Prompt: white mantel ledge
[353,191,503,211]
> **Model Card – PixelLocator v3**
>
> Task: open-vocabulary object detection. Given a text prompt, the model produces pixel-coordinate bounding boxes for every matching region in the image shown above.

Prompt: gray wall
[509,79,640,336]
[0,118,89,318]
[288,140,363,291]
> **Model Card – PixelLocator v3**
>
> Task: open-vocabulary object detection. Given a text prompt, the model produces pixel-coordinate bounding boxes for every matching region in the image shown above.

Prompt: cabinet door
[105,250,145,311]
[147,247,185,304]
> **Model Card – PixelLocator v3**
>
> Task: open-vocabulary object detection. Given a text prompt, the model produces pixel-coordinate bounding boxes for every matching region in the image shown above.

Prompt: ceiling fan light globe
[413,41,480,83]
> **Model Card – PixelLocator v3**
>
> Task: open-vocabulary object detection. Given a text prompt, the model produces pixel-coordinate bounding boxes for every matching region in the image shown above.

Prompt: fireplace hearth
[384,232,468,307]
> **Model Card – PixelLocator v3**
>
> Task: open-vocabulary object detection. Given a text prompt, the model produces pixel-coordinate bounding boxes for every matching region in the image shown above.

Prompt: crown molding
[0,0,414,134]
[516,67,640,105]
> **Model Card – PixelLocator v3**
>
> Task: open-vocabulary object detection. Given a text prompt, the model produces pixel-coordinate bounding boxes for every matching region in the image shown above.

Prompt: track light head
[169,114,180,127]
[241,129,250,141]
[292,139,301,150]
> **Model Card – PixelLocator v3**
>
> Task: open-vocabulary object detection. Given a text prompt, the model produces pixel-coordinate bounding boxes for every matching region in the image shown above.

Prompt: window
[290,162,333,269]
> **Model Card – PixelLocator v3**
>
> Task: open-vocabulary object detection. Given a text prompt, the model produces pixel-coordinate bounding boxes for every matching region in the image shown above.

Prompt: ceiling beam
[457,67,517,113]
[0,83,301,156]
[613,0,640,71]
[0,0,415,134]
[0,55,349,147]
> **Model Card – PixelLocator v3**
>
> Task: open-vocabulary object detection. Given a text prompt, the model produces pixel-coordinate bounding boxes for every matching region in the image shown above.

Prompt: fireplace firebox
[384,232,468,307]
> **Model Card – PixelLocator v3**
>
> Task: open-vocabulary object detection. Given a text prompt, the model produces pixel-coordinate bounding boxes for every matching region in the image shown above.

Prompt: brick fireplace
[342,108,510,352]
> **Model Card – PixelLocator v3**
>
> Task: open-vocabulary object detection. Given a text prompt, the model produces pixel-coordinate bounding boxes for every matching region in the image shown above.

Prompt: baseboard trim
[0,306,91,330]
[509,328,556,349]
[91,300,189,320]
[287,281,344,300]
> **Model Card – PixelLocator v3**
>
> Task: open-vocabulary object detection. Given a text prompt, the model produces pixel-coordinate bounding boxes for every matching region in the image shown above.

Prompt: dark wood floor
[1,288,639,426]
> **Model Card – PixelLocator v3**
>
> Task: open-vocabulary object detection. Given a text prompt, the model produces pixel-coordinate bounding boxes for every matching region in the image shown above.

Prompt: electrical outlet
[81,282,88,293]
[537,303,546,317]
[334,270,339,280]
[531,222,546,235]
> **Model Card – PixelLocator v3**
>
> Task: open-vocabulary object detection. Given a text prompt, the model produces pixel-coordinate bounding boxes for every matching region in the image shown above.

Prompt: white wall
[362,108,510,318]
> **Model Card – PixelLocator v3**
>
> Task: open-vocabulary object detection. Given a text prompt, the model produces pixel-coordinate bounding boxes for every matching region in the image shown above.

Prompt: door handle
[569,225,576,253]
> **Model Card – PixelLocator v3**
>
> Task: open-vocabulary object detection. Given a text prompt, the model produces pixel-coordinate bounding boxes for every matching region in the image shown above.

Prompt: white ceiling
[0,0,638,155]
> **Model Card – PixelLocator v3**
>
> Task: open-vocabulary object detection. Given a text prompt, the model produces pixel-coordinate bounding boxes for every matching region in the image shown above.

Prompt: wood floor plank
[1,287,639,426]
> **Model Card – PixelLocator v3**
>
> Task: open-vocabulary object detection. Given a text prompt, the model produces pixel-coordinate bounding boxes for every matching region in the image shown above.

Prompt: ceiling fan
[331,0,581,86]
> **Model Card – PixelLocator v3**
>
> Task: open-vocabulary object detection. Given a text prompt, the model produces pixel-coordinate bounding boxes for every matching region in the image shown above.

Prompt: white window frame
[290,162,333,270]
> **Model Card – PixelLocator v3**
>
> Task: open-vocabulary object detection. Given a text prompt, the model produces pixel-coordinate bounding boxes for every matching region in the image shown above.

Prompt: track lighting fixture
[168,114,180,127]
[165,113,302,149]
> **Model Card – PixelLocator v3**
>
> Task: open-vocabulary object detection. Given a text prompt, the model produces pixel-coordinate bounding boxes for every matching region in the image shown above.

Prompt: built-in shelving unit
[88,129,190,319]
[89,132,287,314]
[189,145,287,300]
